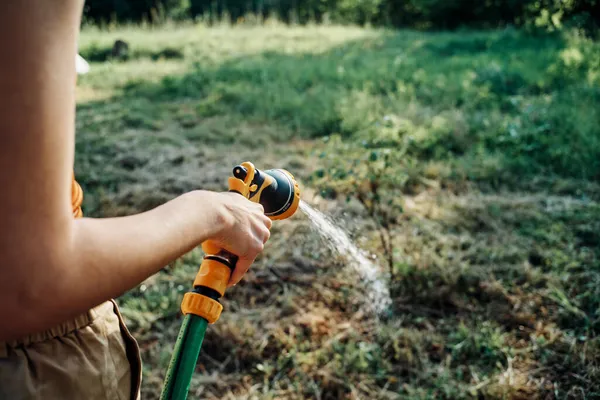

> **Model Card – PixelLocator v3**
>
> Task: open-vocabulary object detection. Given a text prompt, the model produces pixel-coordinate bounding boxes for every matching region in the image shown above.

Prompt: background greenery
[76,8,599,400]
[82,0,600,35]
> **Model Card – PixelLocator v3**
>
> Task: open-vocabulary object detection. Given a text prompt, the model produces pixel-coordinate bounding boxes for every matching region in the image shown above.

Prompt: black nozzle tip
[233,165,247,180]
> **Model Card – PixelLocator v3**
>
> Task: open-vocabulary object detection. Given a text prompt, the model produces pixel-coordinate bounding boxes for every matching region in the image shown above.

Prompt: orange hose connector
[180,292,223,324]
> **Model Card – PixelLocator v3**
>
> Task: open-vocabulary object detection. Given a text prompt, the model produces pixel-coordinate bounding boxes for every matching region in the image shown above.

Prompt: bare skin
[0,0,271,342]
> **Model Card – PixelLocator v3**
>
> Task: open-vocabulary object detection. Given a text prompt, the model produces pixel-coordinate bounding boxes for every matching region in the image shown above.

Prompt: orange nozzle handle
[183,161,301,323]
[182,166,253,322]
[190,163,256,298]
[184,251,236,324]
[193,252,236,296]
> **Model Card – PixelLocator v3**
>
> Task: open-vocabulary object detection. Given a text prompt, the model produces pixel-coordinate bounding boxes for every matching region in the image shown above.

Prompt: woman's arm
[0,1,270,341]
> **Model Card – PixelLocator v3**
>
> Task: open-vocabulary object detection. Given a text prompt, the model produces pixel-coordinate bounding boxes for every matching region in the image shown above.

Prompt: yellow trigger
[249,184,258,192]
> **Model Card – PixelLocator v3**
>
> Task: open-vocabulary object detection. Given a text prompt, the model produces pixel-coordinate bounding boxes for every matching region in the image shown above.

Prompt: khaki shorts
[0,300,142,400]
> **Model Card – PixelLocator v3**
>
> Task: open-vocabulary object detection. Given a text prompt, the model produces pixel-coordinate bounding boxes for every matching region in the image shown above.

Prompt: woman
[0,2,271,399]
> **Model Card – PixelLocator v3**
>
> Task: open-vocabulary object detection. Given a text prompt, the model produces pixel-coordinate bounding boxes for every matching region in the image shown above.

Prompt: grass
[76,23,600,399]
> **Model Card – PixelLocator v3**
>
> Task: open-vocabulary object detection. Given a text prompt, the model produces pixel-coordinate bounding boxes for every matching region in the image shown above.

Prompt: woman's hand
[197,191,272,286]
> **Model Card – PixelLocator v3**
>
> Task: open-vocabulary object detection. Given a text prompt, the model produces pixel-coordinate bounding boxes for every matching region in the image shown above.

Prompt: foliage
[76,25,600,399]
[82,0,600,36]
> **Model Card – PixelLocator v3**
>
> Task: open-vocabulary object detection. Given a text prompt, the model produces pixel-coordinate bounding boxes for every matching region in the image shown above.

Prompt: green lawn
[76,24,600,399]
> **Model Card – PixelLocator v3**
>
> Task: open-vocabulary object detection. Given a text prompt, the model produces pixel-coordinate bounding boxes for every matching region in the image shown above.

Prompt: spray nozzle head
[229,162,300,220]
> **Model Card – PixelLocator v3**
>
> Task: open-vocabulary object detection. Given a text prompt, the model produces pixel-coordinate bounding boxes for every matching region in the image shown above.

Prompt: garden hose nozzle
[180,162,301,324]
[162,162,301,400]
[230,161,301,220]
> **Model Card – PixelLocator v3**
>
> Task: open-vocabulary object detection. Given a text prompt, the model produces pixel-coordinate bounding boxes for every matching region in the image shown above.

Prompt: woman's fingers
[208,193,274,287]
[228,252,257,287]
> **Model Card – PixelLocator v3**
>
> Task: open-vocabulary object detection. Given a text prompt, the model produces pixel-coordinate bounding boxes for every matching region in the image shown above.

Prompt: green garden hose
[160,315,209,400]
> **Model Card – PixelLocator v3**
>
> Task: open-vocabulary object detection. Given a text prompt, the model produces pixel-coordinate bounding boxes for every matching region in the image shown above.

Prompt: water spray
[160,162,301,400]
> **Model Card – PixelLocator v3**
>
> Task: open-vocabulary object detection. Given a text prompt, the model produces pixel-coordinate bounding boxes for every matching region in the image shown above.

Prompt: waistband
[0,300,116,357]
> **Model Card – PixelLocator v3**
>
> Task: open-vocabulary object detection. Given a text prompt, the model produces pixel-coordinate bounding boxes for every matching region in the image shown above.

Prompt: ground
[76,23,600,399]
